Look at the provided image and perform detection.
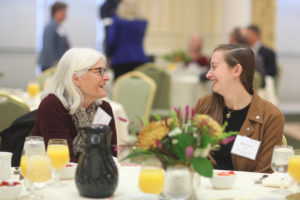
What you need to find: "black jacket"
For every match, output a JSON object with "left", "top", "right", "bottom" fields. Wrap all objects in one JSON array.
[
  {"left": 0, "top": 110, "right": 37, "bottom": 166},
  {"left": 258, "top": 46, "right": 277, "bottom": 77}
]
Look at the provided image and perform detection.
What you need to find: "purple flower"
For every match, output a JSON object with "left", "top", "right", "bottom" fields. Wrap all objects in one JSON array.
[
  {"left": 220, "top": 136, "right": 235, "bottom": 145},
  {"left": 164, "top": 117, "right": 168, "bottom": 127},
  {"left": 174, "top": 106, "right": 179, "bottom": 115},
  {"left": 118, "top": 117, "right": 127, "bottom": 122},
  {"left": 174, "top": 106, "right": 181, "bottom": 120},
  {"left": 186, "top": 146, "right": 194, "bottom": 158},
  {"left": 155, "top": 140, "right": 163, "bottom": 149},
  {"left": 185, "top": 105, "right": 189, "bottom": 123},
  {"left": 114, "top": 146, "right": 121, "bottom": 152},
  {"left": 191, "top": 108, "right": 195, "bottom": 119}
]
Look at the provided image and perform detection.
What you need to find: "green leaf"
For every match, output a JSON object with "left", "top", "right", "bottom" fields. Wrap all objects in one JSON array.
[
  {"left": 153, "top": 113, "right": 162, "bottom": 121},
  {"left": 173, "top": 134, "right": 196, "bottom": 162},
  {"left": 222, "top": 121, "right": 228, "bottom": 132},
  {"left": 210, "top": 131, "right": 239, "bottom": 145},
  {"left": 202, "top": 125, "right": 208, "bottom": 134},
  {"left": 191, "top": 157, "right": 213, "bottom": 177},
  {"left": 200, "top": 134, "right": 210, "bottom": 148},
  {"left": 141, "top": 116, "right": 149, "bottom": 126},
  {"left": 122, "top": 149, "right": 154, "bottom": 161}
]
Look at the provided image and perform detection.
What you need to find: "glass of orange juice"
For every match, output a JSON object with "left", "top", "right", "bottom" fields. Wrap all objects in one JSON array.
[
  {"left": 138, "top": 158, "right": 165, "bottom": 196},
  {"left": 27, "top": 81, "right": 40, "bottom": 98},
  {"left": 288, "top": 150, "right": 300, "bottom": 192},
  {"left": 26, "top": 155, "right": 52, "bottom": 199},
  {"left": 47, "top": 139, "right": 70, "bottom": 186},
  {"left": 21, "top": 136, "right": 46, "bottom": 178},
  {"left": 20, "top": 136, "right": 47, "bottom": 198}
]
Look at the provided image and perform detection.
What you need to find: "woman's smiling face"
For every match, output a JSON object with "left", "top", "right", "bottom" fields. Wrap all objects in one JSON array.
[
  {"left": 206, "top": 50, "right": 236, "bottom": 96},
  {"left": 74, "top": 59, "right": 110, "bottom": 106}
]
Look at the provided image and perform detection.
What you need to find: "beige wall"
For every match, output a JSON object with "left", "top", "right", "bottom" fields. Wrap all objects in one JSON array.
[
  {"left": 252, "top": 0, "right": 276, "bottom": 49},
  {"left": 141, "top": 0, "right": 251, "bottom": 56}
]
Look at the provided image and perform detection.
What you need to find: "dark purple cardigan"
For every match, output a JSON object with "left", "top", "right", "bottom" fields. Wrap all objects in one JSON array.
[{"left": 32, "top": 94, "right": 117, "bottom": 162}]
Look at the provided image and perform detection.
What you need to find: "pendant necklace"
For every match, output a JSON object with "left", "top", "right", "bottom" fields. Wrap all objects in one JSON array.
[{"left": 226, "top": 108, "right": 235, "bottom": 119}]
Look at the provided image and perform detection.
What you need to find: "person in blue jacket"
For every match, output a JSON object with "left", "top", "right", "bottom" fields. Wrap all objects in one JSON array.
[
  {"left": 38, "top": 2, "right": 70, "bottom": 71},
  {"left": 106, "top": 0, "right": 148, "bottom": 80}
]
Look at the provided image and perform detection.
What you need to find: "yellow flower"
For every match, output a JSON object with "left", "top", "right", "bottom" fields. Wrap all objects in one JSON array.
[
  {"left": 138, "top": 122, "right": 169, "bottom": 150},
  {"left": 193, "top": 114, "right": 222, "bottom": 137}
]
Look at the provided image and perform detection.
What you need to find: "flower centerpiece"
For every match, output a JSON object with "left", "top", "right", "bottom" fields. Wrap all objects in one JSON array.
[
  {"left": 163, "top": 50, "right": 191, "bottom": 63},
  {"left": 124, "top": 106, "right": 237, "bottom": 178}
]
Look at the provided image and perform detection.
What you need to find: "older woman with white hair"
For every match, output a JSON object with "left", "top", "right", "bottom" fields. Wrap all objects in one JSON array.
[{"left": 32, "top": 48, "right": 117, "bottom": 162}]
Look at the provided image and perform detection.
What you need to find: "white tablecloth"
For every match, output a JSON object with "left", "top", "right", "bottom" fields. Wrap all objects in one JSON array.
[{"left": 18, "top": 165, "right": 296, "bottom": 200}]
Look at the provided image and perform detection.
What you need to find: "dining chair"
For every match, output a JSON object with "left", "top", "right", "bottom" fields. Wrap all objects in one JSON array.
[
  {"left": 0, "top": 92, "right": 30, "bottom": 132},
  {"left": 135, "top": 63, "right": 171, "bottom": 117},
  {"left": 35, "top": 66, "right": 56, "bottom": 91},
  {"left": 113, "top": 71, "right": 157, "bottom": 134}
]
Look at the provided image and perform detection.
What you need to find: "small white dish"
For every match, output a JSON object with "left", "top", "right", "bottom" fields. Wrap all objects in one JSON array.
[
  {"left": 59, "top": 162, "right": 77, "bottom": 180},
  {"left": 0, "top": 181, "right": 22, "bottom": 200},
  {"left": 210, "top": 172, "right": 236, "bottom": 189}
]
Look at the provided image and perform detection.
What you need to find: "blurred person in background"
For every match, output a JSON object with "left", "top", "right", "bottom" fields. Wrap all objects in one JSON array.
[
  {"left": 33, "top": 48, "right": 117, "bottom": 162},
  {"left": 100, "top": 0, "right": 121, "bottom": 56},
  {"left": 245, "top": 25, "right": 277, "bottom": 78},
  {"left": 230, "top": 27, "right": 265, "bottom": 88},
  {"left": 187, "top": 33, "right": 210, "bottom": 68},
  {"left": 106, "top": 0, "right": 148, "bottom": 81},
  {"left": 229, "top": 27, "right": 247, "bottom": 45},
  {"left": 195, "top": 44, "right": 284, "bottom": 173},
  {"left": 245, "top": 25, "right": 278, "bottom": 105},
  {"left": 186, "top": 33, "right": 210, "bottom": 81},
  {"left": 38, "top": 2, "right": 70, "bottom": 72}
]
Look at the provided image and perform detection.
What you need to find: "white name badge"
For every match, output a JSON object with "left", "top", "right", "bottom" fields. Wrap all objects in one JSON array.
[
  {"left": 231, "top": 135, "right": 261, "bottom": 160},
  {"left": 93, "top": 107, "right": 112, "bottom": 125}
]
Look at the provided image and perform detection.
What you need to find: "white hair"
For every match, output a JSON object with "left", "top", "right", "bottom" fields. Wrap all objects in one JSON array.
[
  {"left": 42, "top": 48, "right": 106, "bottom": 114},
  {"left": 117, "top": 0, "right": 145, "bottom": 20}
]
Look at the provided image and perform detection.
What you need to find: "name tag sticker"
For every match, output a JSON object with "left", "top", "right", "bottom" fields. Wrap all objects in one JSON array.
[
  {"left": 231, "top": 135, "right": 261, "bottom": 160},
  {"left": 93, "top": 107, "right": 112, "bottom": 125}
]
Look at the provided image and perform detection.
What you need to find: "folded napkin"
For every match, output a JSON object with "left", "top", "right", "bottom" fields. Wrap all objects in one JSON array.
[
  {"left": 113, "top": 156, "right": 121, "bottom": 170},
  {"left": 262, "top": 173, "right": 295, "bottom": 188}
]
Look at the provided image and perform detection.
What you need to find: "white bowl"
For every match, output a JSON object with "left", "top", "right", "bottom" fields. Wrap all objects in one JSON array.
[
  {"left": 210, "top": 173, "right": 236, "bottom": 189},
  {"left": 0, "top": 181, "right": 22, "bottom": 200},
  {"left": 59, "top": 162, "right": 77, "bottom": 180}
]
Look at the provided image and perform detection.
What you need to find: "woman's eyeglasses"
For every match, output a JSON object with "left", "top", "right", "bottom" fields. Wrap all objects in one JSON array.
[{"left": 89, "top": 67, "right": 107, "bottom": 76}]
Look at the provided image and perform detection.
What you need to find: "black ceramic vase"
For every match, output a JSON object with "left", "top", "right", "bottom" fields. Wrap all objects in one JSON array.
[{"left": 75, "top": 125, "right": 118, "bottom": 198}]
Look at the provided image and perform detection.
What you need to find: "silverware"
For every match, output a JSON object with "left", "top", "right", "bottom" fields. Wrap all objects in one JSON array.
[{"left": 254, "top": 174, "right": 268, "bottom": 184}]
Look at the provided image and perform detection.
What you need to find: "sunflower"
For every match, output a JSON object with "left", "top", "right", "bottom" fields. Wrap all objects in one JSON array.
[
  {"left": 137, "top": 121, "right": 169, "bottom": 150},
  {"left": 193, "top": 114, "right": 222, "bottom": 137}
]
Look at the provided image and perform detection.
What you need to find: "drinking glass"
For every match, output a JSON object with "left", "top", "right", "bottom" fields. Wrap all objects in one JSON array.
[
  {"left": 26, "top": 155, "right": 52, "bottom": 200},
  {"left": 21, "top": 136, "right": 46, "bottom": 178},
  {"left": 271, "top": 145, "right": 294, "bottom": 194},
  {"left": 46, "top": 139, "right": 70, "bottom": 186},
  {"left": 20, "top": 136, "right": 48, "bottom": 199},
  {"left": 27, "top": 81, "right": 40, "bottom": 98},
  {"left": 139, "top": 167, "right": 165, "bottom": 195},
  {"left": 163, "top": 166, "right": 192, "bottom": 200},
  {"left": 288, "top": 150, "right": 300, "bottom": 193},
  {"left": 138, "top": 158, "right": 165, "bottom": 197}
]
